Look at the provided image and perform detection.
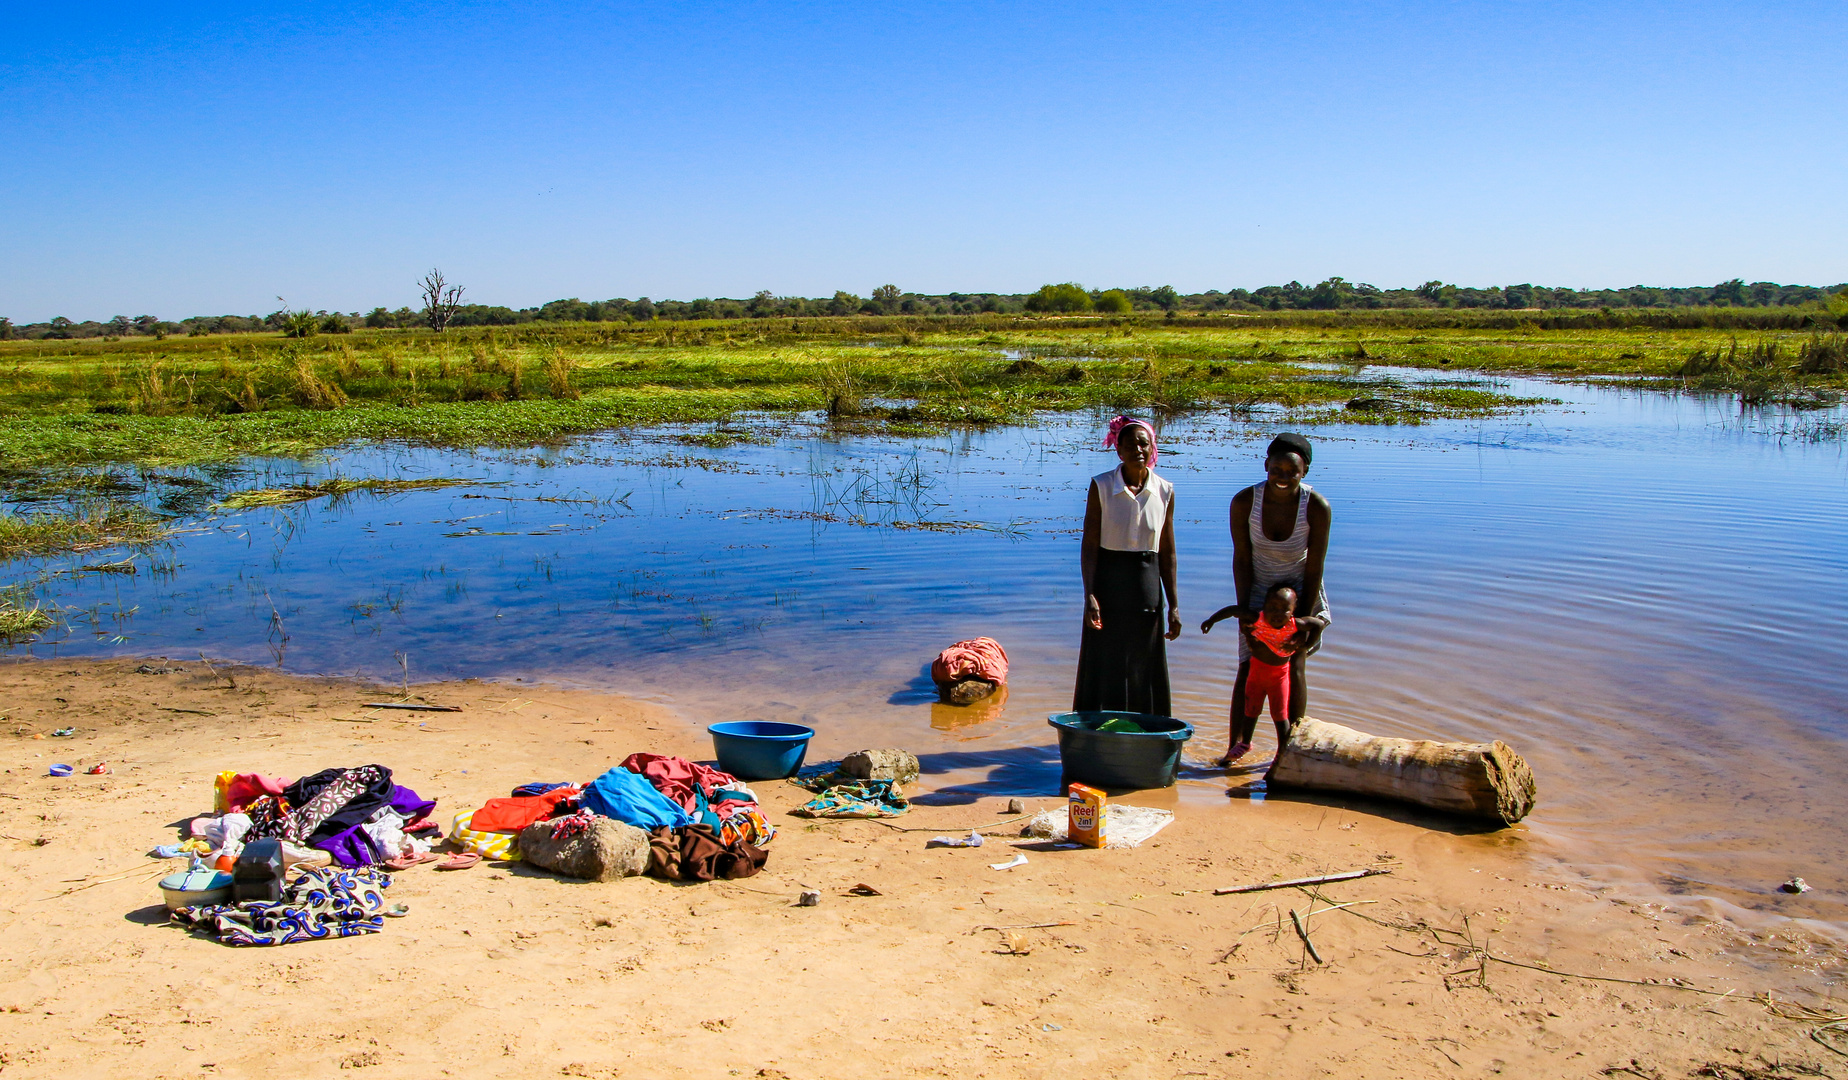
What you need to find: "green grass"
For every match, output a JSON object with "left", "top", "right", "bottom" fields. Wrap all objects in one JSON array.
[
  {"left": 0, "top": 315, "right": 1840, "bottom": 470},
  {"left": 212, "top": 476, "right": 482, "bottom": 510},
  {"left": 0, "top": 585, "right": 53, "bottom": 642},
  {"left": 0, "top": 503, "right": 169, "bottom": 561}
]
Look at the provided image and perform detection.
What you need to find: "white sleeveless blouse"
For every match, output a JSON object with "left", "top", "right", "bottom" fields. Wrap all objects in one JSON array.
[{"left": 1092, "top": 467, "right": 1172, "bottom": 552}]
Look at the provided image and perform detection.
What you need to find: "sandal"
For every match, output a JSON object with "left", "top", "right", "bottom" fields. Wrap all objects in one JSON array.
[
  {"left": 435, "top": 852, "right": 480, "bottom": 871},
  {"left": 382, "top": 852, "right": 438, "bottom": 872}
]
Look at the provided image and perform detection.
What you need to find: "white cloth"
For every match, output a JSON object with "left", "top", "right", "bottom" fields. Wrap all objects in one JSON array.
[
  {"left": 1092, "top": 466, "right": 1172, "bottom": 553},
  {"left": 361, "top": 810, "right": 430, "bottom": 861},
  {"left": 1022, "top": 805, "right": 1173, "bottom": 848},
  {"left": 189, "top": 813, "right": 252, "bottom": 860}
]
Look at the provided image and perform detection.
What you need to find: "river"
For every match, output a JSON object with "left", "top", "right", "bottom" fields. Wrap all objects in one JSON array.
[{"left": 8, "top": 372, "right": 1846, "bottom": 928}]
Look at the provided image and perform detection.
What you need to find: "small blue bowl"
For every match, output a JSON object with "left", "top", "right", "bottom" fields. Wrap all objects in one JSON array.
[{"left": 708, "top": 721, "right": 815, "bottom": 780}]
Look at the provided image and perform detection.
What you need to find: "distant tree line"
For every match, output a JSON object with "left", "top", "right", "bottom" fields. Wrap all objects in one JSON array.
[{"left": 6, "top": 278, "right": 1844, "bottom": 340}]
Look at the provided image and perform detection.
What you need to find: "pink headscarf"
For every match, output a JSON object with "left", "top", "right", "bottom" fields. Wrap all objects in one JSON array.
[{"left": 1104, "top": 415, "right": 1158, "bottom": 468}]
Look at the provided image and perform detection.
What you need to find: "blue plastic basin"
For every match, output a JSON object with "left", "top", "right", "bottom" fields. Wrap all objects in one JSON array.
[
  {"left": 1048, "top": 711, "right": 1193, "bottom": 791},
  {"left": 708, "top": 721, "right": 816, "bottom": 780}
]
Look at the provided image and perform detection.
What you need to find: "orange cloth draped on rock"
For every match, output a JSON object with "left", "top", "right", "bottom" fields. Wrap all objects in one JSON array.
[
  {"left": 467, "top": 786, "right": 581, "bottom": 832},
  {"left": 931, "top": 637, "right": 1010, "bottom": 685}
]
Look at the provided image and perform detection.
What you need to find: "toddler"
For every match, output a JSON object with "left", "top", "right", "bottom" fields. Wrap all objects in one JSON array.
[{"left": 1202, "top": 583, "right": 1325, "bottom": 763}]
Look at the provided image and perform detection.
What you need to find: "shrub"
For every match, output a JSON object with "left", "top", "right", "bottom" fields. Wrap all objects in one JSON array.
[
  {"left": 1095, "top": 290, "right": 1133, "bottom": 314},
  {"left": 281, "top": 310, "right": 319, "bottom": 338},
  {"left": 1025, "top": 283, "right": 1093, "bottom": 313}
]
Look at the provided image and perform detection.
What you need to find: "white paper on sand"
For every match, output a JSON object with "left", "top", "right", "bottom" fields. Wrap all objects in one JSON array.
[
  {"left": 989, "top": 853, "right": 1028, "bottom": 870},
  {"left": 1021, "top": 805, "right": 1174, "bottom": 849}
]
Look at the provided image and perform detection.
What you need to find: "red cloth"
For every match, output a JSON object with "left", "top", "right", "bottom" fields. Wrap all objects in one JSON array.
[
  {"left": 1248, "top": 615, "right": 1299, "bottom": 658},
  {"left": 225, "top": 773, "right": 290, "bottom": 812},
  {"left": 620, "top": 754, "right": 736, "bottom": 814},
  {"left": 930, "top": 637, "right": 1009, "bottom": 685},
  {"left": 467, "top": 787, "right": 579, "bottom": 832},
  {"left": 1244, "top": 658, "right": 1291, "bottom": 722}
]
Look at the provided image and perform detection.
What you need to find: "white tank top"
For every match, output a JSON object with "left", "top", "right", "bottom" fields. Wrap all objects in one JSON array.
[
  {"left": 1246, "top": 481, "right": 1328, "bottom": 617},
  {"left": 1240, "top": 480, "right": 1330, "bottom": 660},
  {"left": 1093, "top": 466, "right": 1172, "bottom": 552}
]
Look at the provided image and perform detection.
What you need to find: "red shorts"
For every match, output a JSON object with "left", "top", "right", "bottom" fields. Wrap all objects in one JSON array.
[{"left": 1244, "top": 658, "right": 1291, "bottom": 722}]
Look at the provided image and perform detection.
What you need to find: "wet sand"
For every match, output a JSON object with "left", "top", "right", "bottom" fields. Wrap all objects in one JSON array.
[{"left": 2, "top": 657, "right": 1844, "bottom": 1080}]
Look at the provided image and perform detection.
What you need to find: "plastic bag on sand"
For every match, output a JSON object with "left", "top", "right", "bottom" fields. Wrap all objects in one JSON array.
[{"left": 1022, "top": 805, "right": 1174, "bottom": 849}]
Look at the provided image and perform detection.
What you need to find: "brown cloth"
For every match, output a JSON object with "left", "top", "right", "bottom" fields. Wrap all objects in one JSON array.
[{"left": 646, "top": 825, "right": 769, "bottom": 882}]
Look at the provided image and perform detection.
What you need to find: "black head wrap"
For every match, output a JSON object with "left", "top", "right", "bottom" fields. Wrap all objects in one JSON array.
[{"left": 1265, "top": 432, "right": 1312, "bottom": 468}]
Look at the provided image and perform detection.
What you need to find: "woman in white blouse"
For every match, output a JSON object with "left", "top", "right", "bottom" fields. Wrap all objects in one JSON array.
[{"left": 1073, "top": 416, "right": 1181, "bottom": 715}]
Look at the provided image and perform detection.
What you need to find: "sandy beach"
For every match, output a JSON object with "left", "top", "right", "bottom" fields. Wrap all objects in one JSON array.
[{"left": 0, "top": 657, "right": 1842, "bottom": 1080}]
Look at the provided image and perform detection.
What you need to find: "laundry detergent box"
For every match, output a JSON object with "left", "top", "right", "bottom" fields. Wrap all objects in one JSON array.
[{"left": 1067, "top": 782, "right": 1107, "bottom": 848}]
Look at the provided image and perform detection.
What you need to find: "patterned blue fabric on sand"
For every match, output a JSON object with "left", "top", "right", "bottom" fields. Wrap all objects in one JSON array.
[
  {"left": 789, "top": 779, "right": 910, "bottom": 818},
  {"left": 177, "top": 866, "right": 391, "bottom": 946}
]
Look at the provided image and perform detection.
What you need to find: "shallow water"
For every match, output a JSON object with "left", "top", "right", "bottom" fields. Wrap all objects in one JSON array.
[{"left": 8, "top": 376, "right": 1847, "bottom": 926}]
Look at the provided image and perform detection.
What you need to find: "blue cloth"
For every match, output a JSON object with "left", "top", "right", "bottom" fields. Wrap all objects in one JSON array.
[
  {"left": 579, "top": 768, "right": 693, "bottom": 830},
  {"left": 512, "top": 781, "right": 573, "bottom": 798}
]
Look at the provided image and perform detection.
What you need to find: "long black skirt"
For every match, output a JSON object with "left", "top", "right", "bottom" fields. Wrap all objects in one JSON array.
[{"left": 1072, "top": 549, "right": 1171, "bottom": 716}]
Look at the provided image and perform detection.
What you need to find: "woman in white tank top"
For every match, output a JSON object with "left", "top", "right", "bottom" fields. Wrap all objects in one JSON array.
[
  {"left": 1073, "top": 416, "right": 1181, "bottom": 716},
  {"left": 1217, "top": 432, "right": 1330, "bottom": 766}
]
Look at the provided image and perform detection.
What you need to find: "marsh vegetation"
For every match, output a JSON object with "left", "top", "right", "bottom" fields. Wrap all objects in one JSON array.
[{"left": 2, "top": 313, "right": 1841, "bottom": 471}]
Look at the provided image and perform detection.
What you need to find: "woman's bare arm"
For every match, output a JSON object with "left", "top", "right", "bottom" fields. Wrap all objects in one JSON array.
[
  {"left": 1159, "top": 491, "right": 1180, "bottom": 640},
  {"left": 1230, "top": 487, "right": 1255, "bottom": 623},
  {"left": 1300, "top": 491, "right": 1331, "bottom": 618},
  {"left": 1082, "top": 481, "right": 1102, "bottom": 629}
]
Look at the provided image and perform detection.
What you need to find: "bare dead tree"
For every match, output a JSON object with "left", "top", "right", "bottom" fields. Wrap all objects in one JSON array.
[{"left": 418, "top": 269, "right": 465, "bottom": 332}]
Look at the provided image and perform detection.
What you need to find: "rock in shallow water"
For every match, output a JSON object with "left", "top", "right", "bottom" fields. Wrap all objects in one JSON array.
[{"left": 938, "top": 677, "right": 997, "bottom": 705}]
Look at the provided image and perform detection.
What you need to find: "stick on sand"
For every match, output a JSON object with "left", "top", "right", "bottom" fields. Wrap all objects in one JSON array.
[
  {"left": 361, "top": 702, "right": 462, "bottom": 712},
  {"left": 1213, "top": 867, "right": 1392, "bottom": 895},
  {"left": 1290, "top": 908, "right": 1324, "bottom": 964}
]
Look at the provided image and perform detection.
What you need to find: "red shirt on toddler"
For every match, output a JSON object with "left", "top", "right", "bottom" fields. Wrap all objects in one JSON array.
[{"left": 1248, "top": 615, "right": 1299, "bottom": 661}]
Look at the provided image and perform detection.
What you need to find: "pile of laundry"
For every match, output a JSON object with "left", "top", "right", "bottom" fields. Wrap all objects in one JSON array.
[
  {"left": 156, "top": 765, "right": 444, "bottom": 871},
  {"left": 156, "top": 764, "right": 436, "bottom": 947},
  {"left": 456, "top": 753, "right": 775, "bottom": 881}
]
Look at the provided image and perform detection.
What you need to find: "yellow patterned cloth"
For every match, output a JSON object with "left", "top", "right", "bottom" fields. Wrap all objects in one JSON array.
[{"left": 450, "top": 811, "right": 520, "bottom": 861}]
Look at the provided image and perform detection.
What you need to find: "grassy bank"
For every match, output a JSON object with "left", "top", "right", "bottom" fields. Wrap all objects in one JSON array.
[{"left": 0, "top": 315, "right": 1841, "bottom": 471}]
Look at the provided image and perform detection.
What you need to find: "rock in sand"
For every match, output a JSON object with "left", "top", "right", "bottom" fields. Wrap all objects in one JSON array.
[
  {"left": 838, "top": 748, "right": 921, "bottom": 786},
  {"left": 518, "top": 818, "right": 650, "bottom": 881}
]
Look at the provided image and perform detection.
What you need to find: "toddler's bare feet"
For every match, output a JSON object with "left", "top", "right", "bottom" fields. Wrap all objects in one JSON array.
[{"left": 1213, "top": 741, "right": 1252, "bottom": 768}]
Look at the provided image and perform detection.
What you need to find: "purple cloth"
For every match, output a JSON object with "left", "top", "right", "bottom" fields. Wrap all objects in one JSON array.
[
  {"left": 316, "top": 825, "right": 385, "bottom": 868},
  {"left": 390, "top": 785, "right": 436, "bottom": 821},
  {"left": 312, "top": 784, "right": 437, "bottom": 867}
]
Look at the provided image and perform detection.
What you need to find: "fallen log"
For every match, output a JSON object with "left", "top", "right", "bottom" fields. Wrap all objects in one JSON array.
[{"left": 1268, "top": 717, "right": 1537, "bottom": 825}]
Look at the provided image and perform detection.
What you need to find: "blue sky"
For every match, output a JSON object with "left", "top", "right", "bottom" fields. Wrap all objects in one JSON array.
[{"left": 2, "top": 2, "right": 1842, "bottom": 321}]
